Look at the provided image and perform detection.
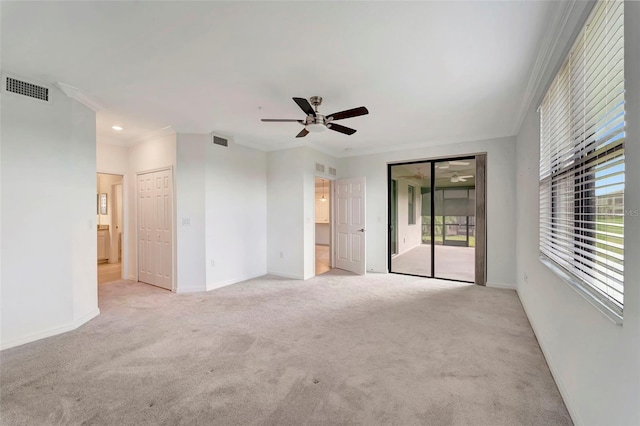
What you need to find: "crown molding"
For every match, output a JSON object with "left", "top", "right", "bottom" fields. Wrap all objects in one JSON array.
[
  {"left": 512, "top": 0, "right": 578, "bottom": 136},
  {"left": 129, "top": 125, "right": 175, "bottom": 145},
  {"left": 55, "top": 82, "right": 104, "bottom": 112}
]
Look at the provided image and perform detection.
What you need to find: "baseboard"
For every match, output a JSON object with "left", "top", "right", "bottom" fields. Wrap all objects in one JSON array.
[
  {"left": 486, "top": 281, "right": 517, "bottom": 290},
  {"left": 1, "top": 307, "right": 100, "bottom": 351},
  {"left": 206, "top": 272, "right": 266, "bottom": 291},
  {"left": 175, "top": 285, "right": 206, "bottom": 294},
  {"left": 266, "top": 271, "right": 304, "bottom": 280},
  {"left": 517, "top": 290, "right": 581, "bottom": 425},
  {"left": 127, "top": 274, "right": 136, "bottom": 281}
]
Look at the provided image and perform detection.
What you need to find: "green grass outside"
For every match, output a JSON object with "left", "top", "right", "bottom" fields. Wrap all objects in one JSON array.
[{"left": 422, "top": 235, "right": 476, "bottom": 247}]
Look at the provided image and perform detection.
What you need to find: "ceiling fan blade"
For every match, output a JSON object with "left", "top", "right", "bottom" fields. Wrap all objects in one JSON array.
[
  {"left": 296, "top": 128, "right": 309, "bottom": 138},
  {"left": 327, "top": 123, "right": 357, "bottom": 135},
  {"left": 459, "top": 175, "right": 474, "bottom": 179},
  {"left": 449, "top": 161, "right": 470, "bottom": 166},
  {"left": 458, "top": 178, "right": 467, "bottom": 182},
  {"left": 326, "top": 106, "right": 369, "bottom": 121},
  {"left": 436, "top": 163, "right": 449, "bottom": 169},
  {"left": 293, "top": 97, "right": 316, "bottom": 117},
  {"left": 261, "top": 119, "right": 303, "bottom": 122}
]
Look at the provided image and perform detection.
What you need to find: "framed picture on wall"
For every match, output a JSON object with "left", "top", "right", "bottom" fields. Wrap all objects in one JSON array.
[{"left": 98, "top": 193, "right": 107, "bottom": 215}]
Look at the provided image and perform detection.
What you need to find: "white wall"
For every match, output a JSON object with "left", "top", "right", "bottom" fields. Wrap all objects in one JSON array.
[
  {"left": 340, "top": 136, "right": 516, "bottom": 287},
  {"left": 1, "top": 86, "right": 98, "bottom": 349},
  {"left": 395, "top": 178, "right": 423, "bottom": 255},
  {"left": 267, "top": 147, "right": 305, "bottom": 279},
  {"left": 514, "top": 3, "right": 640, "bottom": 424},
  {"left": 205, "top": 139, "right": 267, "bottom": 289},
  {"left": 97, "top": 142, "right": 128, "bottom": 175},
  {"left": 174, "top": 134, "right": 267, "bottom": 292},
  {"left": 175, "top": 134, "right": 206, "bottom": 292},
  {"left": 126, "top": 132, "right": 176, "bottom": 282},
  {"left": 97, "top": 173, "right": 122, "bottom": 226}
]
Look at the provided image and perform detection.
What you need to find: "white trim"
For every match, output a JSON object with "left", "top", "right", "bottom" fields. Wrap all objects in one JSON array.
[
  {"left": 517, "top": 291, "right": 581, "bottom": 426},
  {"left": 129, "top": 126, "right": 175, "bottom": 146},
  {"left": 206, "top": 272, "right": 266, "bottom": 291},
  {"left": 344, "top": 134, "right": 513, "bottom": 159},
  {"left": 512, "top": 1, "right": 578, "bottom": 136},
  {"left": 56, "top": 82, "right": 104, "bottom": 111},
  {"left": 1, "top": 308, "right": 100, "bottom": 351},
  {"left": 233, "top": 139, "right": 269, "bottom": 152},
  {"left": 175, "top": 286, "right": 206, "bottom": 294},
  {"left": 127, "top": 274, "right": 136, "bottom": 281},
  {"left": 266, "top": 271, "right": 304, "bottom": 280},
  {"left": 486, "top": 281, "right": 517, "bottom": 290}
]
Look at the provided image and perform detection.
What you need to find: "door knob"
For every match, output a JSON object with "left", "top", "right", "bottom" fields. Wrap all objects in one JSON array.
[{"left": 357, "top": 228, "right": 366, "bottom": 232}]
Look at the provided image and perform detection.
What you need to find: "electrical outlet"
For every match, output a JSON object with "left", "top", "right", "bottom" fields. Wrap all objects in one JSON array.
[
  {"left": 524, "top": 273, "right": 529, "bottom": 283},
  {"left": 280, "top": 251, "right": 284, "bottom": 259}
]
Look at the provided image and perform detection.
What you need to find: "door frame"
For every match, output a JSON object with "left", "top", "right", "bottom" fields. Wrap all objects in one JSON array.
[
  {"left": 387, "top": 154, "right": 486, "bottom": 285},
  {"left": 135, "top": 166, "right": 176, "bottom": 291},
  {"left": 109, "top": 181, "right": 123, "bottom": 266},
  {"left": 97, "top": 170, "right": 127, "bottom": 281},
  {"left": 314, "top": 177, "right": 334, "bottom": 276}
]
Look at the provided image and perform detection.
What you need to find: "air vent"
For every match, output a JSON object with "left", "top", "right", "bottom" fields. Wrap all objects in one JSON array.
[
  {"left": 212, "top": 135, "right": 228, "bottom": 147},
  {"left": 315, "top": 163, "right": 326, "bottom": 173},
  {"left": 329, "top": 167, "right": 337, "bottom": 176},
  {"left": 5, "top": 76, "right": 49, "bottom": 102}
]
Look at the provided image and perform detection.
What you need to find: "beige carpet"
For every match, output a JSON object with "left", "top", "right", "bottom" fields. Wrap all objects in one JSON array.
[{"left": 0, "top": 271, "right": 570, "bottom": 425}]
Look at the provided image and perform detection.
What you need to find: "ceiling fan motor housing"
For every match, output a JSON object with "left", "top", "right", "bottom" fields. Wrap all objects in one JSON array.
[{"left": 305, "top": 114, "right": 330, "bottom": 132}]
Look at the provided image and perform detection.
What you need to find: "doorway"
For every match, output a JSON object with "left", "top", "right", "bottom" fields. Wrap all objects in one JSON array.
[
  {"left": 388, "top": 155, "right": 486, "bottom": 284},
  {"left": 315, "top": 177, "right": 331, "bottom": 275},
  {"left": 97, "top": 172, "right": 124, "bottom": 284}
]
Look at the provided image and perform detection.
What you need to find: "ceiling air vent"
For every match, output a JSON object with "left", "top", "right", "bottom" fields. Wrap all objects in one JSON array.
[
  {"left": 5, "top": 76, "right": 50, "bottom": 102},
  {"left": 329, "top": 167, "right": 337, "bottom": 176},
  {"left": 212, "top": 135, "right": 228, "bottom": 147},
  {"left": 315, "top": 163, "right": 326, "bottom": 173}
]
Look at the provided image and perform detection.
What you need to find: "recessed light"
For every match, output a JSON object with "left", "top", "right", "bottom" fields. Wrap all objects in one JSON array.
[{"left": 112, "top": 125, "right": 123, "bottom": 131}]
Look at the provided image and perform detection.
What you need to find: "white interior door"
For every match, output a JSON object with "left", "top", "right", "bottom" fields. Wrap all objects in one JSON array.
[
  {"left": 335, "top": 177, "right": 366, "bottom": 275},
  {"left": 153, "top": 170, "right": 173, "bottom": 290},
  {"left": 137, "top": 169, "right": 173, "bottom": 290},
  {"left": 138, "top": 174, "right": 154, "bottom": 285}
]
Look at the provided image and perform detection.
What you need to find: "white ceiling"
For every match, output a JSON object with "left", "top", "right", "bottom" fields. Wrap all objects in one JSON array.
[{"left": 2, "top": 1, "right": 558, "bottom": 156}]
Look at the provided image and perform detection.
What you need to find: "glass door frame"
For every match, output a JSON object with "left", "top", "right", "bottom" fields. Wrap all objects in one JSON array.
[{"left": 387, "top": 155, "right": 481, "bottom": 284}]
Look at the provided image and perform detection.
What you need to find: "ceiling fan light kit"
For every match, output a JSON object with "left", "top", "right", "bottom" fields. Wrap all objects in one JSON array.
[{"left": 261, "top": 96, "right": 369, "bottom": 138}]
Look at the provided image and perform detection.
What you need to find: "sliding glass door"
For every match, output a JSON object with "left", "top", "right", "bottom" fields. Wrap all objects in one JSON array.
[{"left": 389, "top": 156, "right": 482, "bottom": 284}]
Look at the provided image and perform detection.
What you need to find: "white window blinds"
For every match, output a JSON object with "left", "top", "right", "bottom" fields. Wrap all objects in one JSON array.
[{"left": 539, "top": 0, "right": 625, "bottom": 318}]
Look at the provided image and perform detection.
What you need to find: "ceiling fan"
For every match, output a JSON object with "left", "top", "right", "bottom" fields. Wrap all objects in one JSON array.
[
  {"left": 397, "top": 167, "right": 429, "bottom": 180},
  {"left": 261, "top": 96, "right": 369, "bottom": 138},
  {"left": 448, "top": 173, "right": 474, "bottom": 183},
  {"left": 435, "top": 161, "right": 470, "bottom": 169}
]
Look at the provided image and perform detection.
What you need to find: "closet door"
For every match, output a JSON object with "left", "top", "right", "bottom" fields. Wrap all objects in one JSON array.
[
  {"left": 153, "top": 169, "right": 173, "bottom": 290},
  {"left": 137, "top": 173, "right": 155, "bottom": 285},
  {"left": 137, "top": 169, "right": 173, "bottom": 290}
]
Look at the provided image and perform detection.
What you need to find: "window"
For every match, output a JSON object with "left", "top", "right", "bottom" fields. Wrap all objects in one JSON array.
[
  {"left": 539, "top": 0, "right": 625, "bottom": 320},
  {"left": 408, "top": 185, "right": 416, "bottom": 225}
]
